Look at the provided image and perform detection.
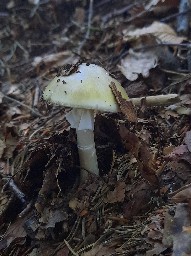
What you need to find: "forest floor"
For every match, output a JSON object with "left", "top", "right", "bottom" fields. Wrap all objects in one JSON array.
[{"left": 0, "top": 0, "right": 191, "bottom": 255}]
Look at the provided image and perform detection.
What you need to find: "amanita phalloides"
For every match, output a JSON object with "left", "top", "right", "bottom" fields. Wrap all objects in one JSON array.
[{"left": 43, "top": 63, "right": 129, "bottom": 181}]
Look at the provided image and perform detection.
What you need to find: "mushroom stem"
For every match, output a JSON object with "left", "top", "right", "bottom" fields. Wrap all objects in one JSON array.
[
  {"left": 76, "top": 129, "right": 99, "bottom": 180},
  {"left": 65, "top": 108, "right": 99, "bottom": 181}
]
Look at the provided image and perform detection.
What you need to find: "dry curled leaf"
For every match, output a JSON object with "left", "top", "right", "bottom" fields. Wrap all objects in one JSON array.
[
  {"left": 123, "top": 21, "right": 185, "bottom": 44},
  {"left": 110, "top": 82, "right": 137, "bottom": 122}
]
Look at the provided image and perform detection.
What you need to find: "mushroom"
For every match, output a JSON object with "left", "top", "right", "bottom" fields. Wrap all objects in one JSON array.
[{"left": 43, "top": 63, "right": 128, "bottom": 181}]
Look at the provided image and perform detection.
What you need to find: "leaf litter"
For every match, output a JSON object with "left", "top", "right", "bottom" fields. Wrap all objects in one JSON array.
[{"left": 0, "top": 0, "right": 191, "bottom": 255}]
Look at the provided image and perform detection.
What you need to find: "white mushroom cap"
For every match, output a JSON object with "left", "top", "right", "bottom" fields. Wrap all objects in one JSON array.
[{"left": 43, "top": 63, "right": 128, "bottom": 112}]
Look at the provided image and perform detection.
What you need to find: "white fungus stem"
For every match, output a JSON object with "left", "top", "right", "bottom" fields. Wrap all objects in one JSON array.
[
  {"left": 76, "top": 129, "right": 99, "bottom": 181},
  {"left": 65, "top": 108, "right": 99, "bottom": 181}
]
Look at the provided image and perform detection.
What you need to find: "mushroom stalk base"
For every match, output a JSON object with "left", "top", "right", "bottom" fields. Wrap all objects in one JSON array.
[{"left": 76, "top": 129, "right": 99, "bottom": 181}]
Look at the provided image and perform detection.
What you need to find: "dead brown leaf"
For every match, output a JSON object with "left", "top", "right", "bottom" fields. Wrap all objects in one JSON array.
[
  {"left": 146, "top": 214, "right": 164, "bottom": 241},
  {"left": 104, "top": 181, "right": 126, "bottom": 204},
  {"left": 119, "top": 125, "right": 158, "bottom": 186},
  {"left": 119, "top": 125, "right": 141, "bottom": 158},
  {"left": 69, "top": 197, "right": 89, "bottom": 216},
  {"left": 138, "top": 159, "right": 159, "bottom": 187},
  {"left": 165, "top": 145, "right": 189, "bottom": 160},
  {"left": 170, "top": 161, "right": 191, "bottom": 183},
  {"left": 0, "top": 215, "right": 28, "bottom": 250},
  {"left": 110, "top": 82, "right": 137, "bottom": 122},
  {"left": 56, "top": 246, "right": 69, "bottom": 256},
  {"left": 123, "top": 182, "right": 155, "bottom": 219}
]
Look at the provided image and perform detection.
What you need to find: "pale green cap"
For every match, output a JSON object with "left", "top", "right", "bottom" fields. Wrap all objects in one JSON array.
[{"left": 43, "top": 63, "right": 128, "bottom": 112}]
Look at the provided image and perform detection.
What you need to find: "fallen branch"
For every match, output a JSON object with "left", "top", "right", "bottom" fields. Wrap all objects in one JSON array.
[{"left": 130, "top": 94, "right": 179, "bottom": 106}]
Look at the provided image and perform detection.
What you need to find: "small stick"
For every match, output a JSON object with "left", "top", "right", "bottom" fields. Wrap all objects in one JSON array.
[
  {"left": 161, "top": 9, "right": 191, "bottom": 22},
  {"left": 4, "top": 178, "right": 27, "bottom": 205},
  {"left": 64, "top": 240, "right": 79, "bottom": 256},
  {"left": 77, "top": 0, "right": 94, "bottom": 54},
  {"left": 130, "top": 94, "right": 179, "bottom": 106},
  {"left": 177, "top": 0, "right": 190, "bottom": 35},
  {"left": 85, "top": 0, "right": 94, "bottom": 40},
  {"left": 19, "top": 200, "right": 33, "bottom": 217},
  {"left": 33, "top": 83, "right": 40, "bottom": 107}
]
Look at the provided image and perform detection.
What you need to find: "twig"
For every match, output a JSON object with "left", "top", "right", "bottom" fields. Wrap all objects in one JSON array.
[
  {"left": 134, "top": 43, "right": 191, "bottom": 51},
  {"left": 85, "top": 0, "right": 94, "bottom": 39},
  {"left": 66, "top": 216, "right": 81, "bottom": 242},
  {"left": 33, "top": 82, "right": 40, "bottom": 107},
  {"left": 64, "top": 240, "right": 79, "bottom": 256},
  {"left": 77, "top": 0, "right": 94, "bottom": 54},
  {"left": 81, "top": 217, "right": 86, "bottom": 240},
  {"left": 29, "top": 126, "right": 45, "bottom": 139},
  {"left": 1, "top": 93, "right": 42, "bottom": 117},
  {"left": 177, "top": 0, "right": 190, "bottom": 35},
  {"left": 3, "top": 178, "right": 27, "bottom": 205},
  {"left": 18, "top": 200, "right": 33, "bottom": 217},
  {"left": 169, "top": 183, "right": 191, "bottom": 198},
  {"left": 101, "top": 3, "right": 135, "bottom": 24},
  {"left": 77, "top": 242, "right": 95, "bottom": 254},
  {"left": 126, "top": 9, "right": 148, "bottom": 23},
  {"left": 130, "top": 94, "right": 179, "bottom": 106},
  {"left": 161, "top": 9, "right": 191, "bottom": 22}
]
